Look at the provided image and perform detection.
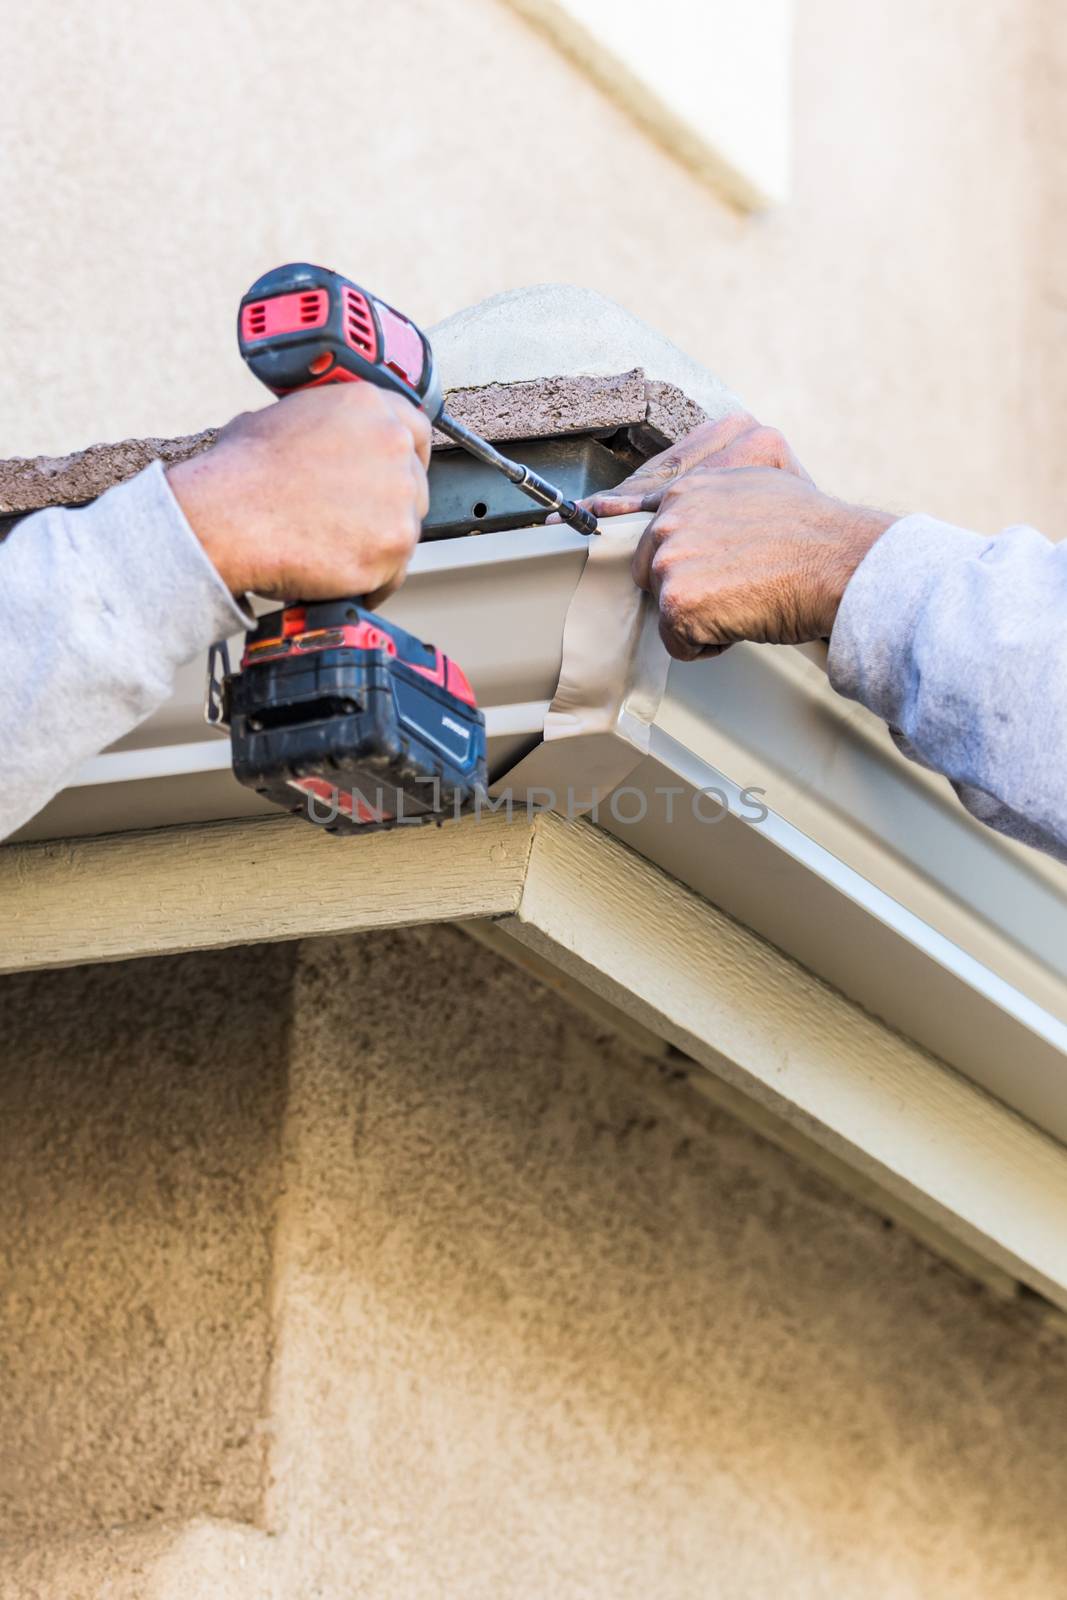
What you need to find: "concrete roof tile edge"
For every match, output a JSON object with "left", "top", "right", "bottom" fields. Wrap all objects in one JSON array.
[
  {"left": 0, "top": 369, "right": 703, "bottom": 516},
  {"left": 2, "top": 282, "right": 741, "bottom": 512}
]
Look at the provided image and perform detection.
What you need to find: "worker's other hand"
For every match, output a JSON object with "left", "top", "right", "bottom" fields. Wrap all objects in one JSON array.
[
  {"left": 167, "top": 384, "right": 431, "bottom": 605},
  {"left": 552, "top": 413, "right": 814, "bottom": 522},
  {"left": 632, "top": 468, "right": 895, "bottom": 659}
]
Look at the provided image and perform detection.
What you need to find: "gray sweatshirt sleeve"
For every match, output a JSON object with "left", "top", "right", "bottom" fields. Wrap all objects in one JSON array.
[
  {"left": 0, "top": 460, "right": 251, "bottom": 841},
  {"left": 827, "top": 513, "right": 1067, "bottom": 863}
]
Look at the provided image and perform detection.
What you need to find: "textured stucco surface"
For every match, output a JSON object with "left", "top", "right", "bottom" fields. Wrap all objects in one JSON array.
[
  {"left": 4, "top": 3, "right": 1067, "bottom": 1589},
  {"left": 4, "top": 926, "right": 1067, "bottom": 1596},
  {"left": 0, "top": 943, "right": 295, "bottom": 1543},
  {"left": 1, "top": 0, "right": 1064, "bottom": 537}
]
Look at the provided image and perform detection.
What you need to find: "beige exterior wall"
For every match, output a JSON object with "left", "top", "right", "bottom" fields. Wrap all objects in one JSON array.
[
  {"left": 5, "top": 2, "right": 1067, "bottom": 1592},
  {"left": 3, "top": 928, "right": 1067, "bottom": 1597},
  {"left": 3, "top": 0, "right": 1064, "bottom": 536}
]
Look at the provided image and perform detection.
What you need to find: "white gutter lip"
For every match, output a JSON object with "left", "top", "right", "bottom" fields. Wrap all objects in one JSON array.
[
  {"left": 74, "top": 702, "right": 554, "bottom": 788},
  {"left": 69, "top": 738, "right": 232, "bottom": 786},
  {"left": 659, "top": 645, "right": 1067, "bottom": 989},
  {"left": 642, "top": 723, "right": 1067, "bottom": 1060}
]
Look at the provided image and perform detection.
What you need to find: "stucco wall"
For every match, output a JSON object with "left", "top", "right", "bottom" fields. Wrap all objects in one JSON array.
[
  {"left": 4, "top": 11, "right": 1067, "bottom": 1585},
  {"left": 3, "top": 0, "right": 1064, "bottom": 535},
  {"left": 0, "top": 944, "right": 295, "bottom": 1543},
  {"left": 3, "top": 926, "right": 1067, "bottom": 1597}
]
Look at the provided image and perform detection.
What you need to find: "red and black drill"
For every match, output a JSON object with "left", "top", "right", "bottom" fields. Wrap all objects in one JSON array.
[{"left": 209, "top": 262, "right": 597, "bottom": 835}]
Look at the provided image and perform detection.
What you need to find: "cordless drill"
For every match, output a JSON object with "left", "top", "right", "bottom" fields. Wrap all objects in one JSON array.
[
  {"left": 211, "top": 266, "right": 482, "bottom": 834},
  {"left": 214, "top": 262, "right": 597, "bottom": 835}
]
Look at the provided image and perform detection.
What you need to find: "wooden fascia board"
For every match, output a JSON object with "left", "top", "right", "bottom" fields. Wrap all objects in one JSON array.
[{"left": 0, "top": 812, "right": 533, "bottom": 973}]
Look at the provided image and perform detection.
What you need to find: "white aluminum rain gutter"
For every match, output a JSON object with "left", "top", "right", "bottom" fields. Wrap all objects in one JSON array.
[{"left": 17, "top": 522, "right": 584, "bottom": 841}]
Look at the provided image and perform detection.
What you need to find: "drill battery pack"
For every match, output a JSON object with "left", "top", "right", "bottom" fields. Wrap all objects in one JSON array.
[{"left": 223, "top": 600, "right": 488, "bottom": 834}]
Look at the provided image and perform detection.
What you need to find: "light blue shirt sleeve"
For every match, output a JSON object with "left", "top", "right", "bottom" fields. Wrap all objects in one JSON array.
[
  {"left": 0, "top": 460, "right": 250, "bottom": 841},
  {"left": 828, "top": 513, "right": 1067, "bottom": 864}
]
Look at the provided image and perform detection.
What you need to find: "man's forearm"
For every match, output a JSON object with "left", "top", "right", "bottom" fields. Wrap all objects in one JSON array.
[
  {"left": 0, "top": 462, "right": 249, "bottom": 842},
  {"left": 828, "top": 514, "right": 1067, "bottom": 862}
]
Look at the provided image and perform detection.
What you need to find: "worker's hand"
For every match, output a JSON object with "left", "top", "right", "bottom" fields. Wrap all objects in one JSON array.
[
  {"left": 633, "top": 468, "right": 895, "bottom": 659},
  {"left": 553, "top": 413, "right": 814, "bottom": 522},
  {"left": 167, "top": 384, "right": 431, "bottom": 605}
]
